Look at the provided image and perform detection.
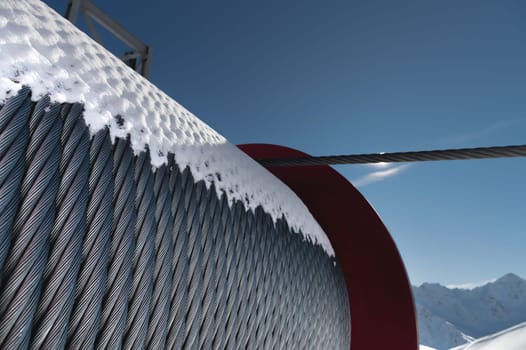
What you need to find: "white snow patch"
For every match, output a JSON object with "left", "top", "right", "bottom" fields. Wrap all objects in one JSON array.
[
  {"left": 0, "top": 0, "right": 334, "bottom": 256},
  {"left": 446, "top": 279, "right": 497, "bottom": 290},
  {"left": 419, "top": 345, "right": 437, "bottom": 350},
  {"left": 451, "top": 322, "right": 526, "bottom": 350}
]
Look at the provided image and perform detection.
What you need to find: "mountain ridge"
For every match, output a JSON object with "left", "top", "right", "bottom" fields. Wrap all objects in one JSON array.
[{"left": 414, "top": 273, "right": 526, "bottom": 349}]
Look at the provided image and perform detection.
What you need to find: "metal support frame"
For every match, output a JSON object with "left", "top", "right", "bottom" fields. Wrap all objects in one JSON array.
[{"left": 65, "top": 0, "right": 152, "bottom": 78}]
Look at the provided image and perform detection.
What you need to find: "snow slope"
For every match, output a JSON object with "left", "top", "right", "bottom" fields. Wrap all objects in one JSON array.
[
  {"left": 451, "top": 322, "right": 526, "bottom": 350},
  {"left": 414, "top": 273, "right": 526, "bottom": 349},
  {"left": 0, "top": 0, "right": 334, "bottom": 255},
  {"left": 420, "top": 345, "right": 437, "bottom": 350},
  {"left": 417, "top": 303, "right": 474, "bottom": 349}
]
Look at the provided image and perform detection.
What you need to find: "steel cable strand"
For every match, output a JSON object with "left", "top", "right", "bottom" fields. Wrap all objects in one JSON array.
[
  {"left": 209, "top": 193, "right": 235, "bottom": 350},
  {"left": 181, "top": 180, "right": 207, "bottom": 350},
  {"left": 262, "top": 218, "right": 275, "bottom": 350},
  {"left": 305, "top": 248, "right": 319, "bottom": 349},
  {"left": 297, "top": 238, "right": 313, "bottom": 350},
  {"left": 332, "top": 271, "right": 344, "bottom": 348},
  {"left": 276, "top": 220, "right": 294, "bottom": 350},
  {"left": 286, "top": 233, "right": 302, "bottom": 349},
  {"left": 230, "top": 202, "right": 252, "bottom": 348},
  {"left": 267, "top": 218, "right": 282, "bottom": 350},
  {"left": 342, "top": 266, "right": 352, "bottom": 349},
  {"left": 196, "top": 183, "right": 221, "bottom": 349},
  {"left": 260, "top": 209, "right": 276, "bottom": 350},
  {"left": 241, "top": 208, "right": 260, "bottom": 350},
  {"left": 274, "top": 220, "right": 289, "bottom": 350},
  {"left": 67, "top": 128, "right": 113, "bottom": 350},
  {"left": 300, "top": 238, "right": 317, "bottom": 350},
  {"left": 325, "top": 263, "right": 337, "bottom": 349},
  {"left": 237, "top": 210, "right": 258, "bottom": 349},
  {"left": 249, "top": 210, "right": 265, "bottom": 349},
  {"left": 335, "top": 266, "right": 349, "bottom": 349},
  {"left": 250, "top": 209, "right": 268, "bottom": 350},
  {"left": 0, "top": 96, "right": 62, "bottom": 350},
  {"left": 235, "top": 205, "right": 256, "bottom": 348},
  {"left": 315, "top": 250, "right": 330, "bottom": 348},
  {"left": 341, "top": 263, "right": 352, "bottom": 349},
  {"left": 196, "top": 184, "right": 220, "bottom": 350},
  {"left": 166, "top": 161, "right": 190, "bottom": 350},
  {"left": 320, "top": 257, "right": 335, "bottom": 348},
  {"left": 222, "top": 202, "right": 244, "bottom": 349},
  {"left": 123, "top": 150, "right": 156, "bottom": 350},
  {"left": 95, "top": 137, "right": 136, "bottom": 349},
  {"left": 255, "top": 209, "right": 275, "bottom": 350},
  {"left": 254, "top": 206, "right": 272, "bottom": 349},
  {"left": 258, "top": 144, "right": 526, "bottom": 167},
  {"left": 284, "top": 225, "right": 299, "bottom": 350},
  {"left": 30, "top": 103, "right": 89, "bottom": 350},
  {"left": 220, "top": 200, "right": 240, "bottom": 350},
  {"left": 0, "top": 88, "right": 32, "bottom": 278},
  {"left": 332, "top": 261, "right": 348, "bottom": 349},
  {"left": 306, "top": 249, "right": 322, "bottom": 350},
  {"left": 320, "top": 252, "right": 336, "bottom": 348},
  {"left": 249, "top": 209, "right": 265, "bottom": 350},
  {"left": 314, "top": 251, "right": 331, "bottom": 348},
  {"left": 312, "top": 250, "right": 327, "bottom": 350},
  {"left": 292, "top": 235, "right": 309, "bottom": 350},
  {"left": 269, "top": 216, "right": 284, "bottom": 350},
  {"left": 323, "top": 255, "right": 339, "bottom": 349},
  {"left": 335, "top": 263, "right": 351, "bottom": 349},
  {"left": 281, "top": 225, "right": 296, "bottom": 350},
  {"left": 209, "top": 193, "right": 231, "bottom": 350},
  {"left": 146, "top": 161, "right": 175, "bottom": 350},
  {"left": 293, "top": 237, "right": 310, "bottom": 349}
]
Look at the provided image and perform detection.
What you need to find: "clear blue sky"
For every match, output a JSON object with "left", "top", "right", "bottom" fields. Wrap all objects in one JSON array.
[{"left": 45, "top": 0, "right": 525, "bottom": 286}]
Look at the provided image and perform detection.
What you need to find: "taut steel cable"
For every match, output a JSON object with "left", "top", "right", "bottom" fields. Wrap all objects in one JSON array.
[{"left": 258, "top": 144, "right": 526, "bottom": 167}]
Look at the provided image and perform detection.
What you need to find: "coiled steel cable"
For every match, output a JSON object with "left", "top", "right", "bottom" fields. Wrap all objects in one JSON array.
[{"left": 0, "top": 91, "right": 351, "bottom": 350}]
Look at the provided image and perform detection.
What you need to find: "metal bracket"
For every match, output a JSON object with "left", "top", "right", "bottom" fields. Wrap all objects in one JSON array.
[{"left": 65, "top": 0, "right": 152, "bottom": 78}]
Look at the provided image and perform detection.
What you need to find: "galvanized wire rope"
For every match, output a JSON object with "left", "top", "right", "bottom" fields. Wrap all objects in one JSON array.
[
  {"left": 148, "top": 156, "right": 175, "bottom": 350},
  {"left": 95, "top": 137, "right": 135, "bottom": 349},
  {"left": 0, "top": 91, "right": 351, "bottom": 350},
  {"left": 258, "top": 144, "right": 526, "bottom": 167},
  {"left": 196, "top": 184, "right": 219, "bottom": 350},
  {"left": 0, "top": 87, "right": 32, "bottom": 279},
  {"left": 0, "top": 96, "right": 62, "bottom": 350},
  {"left": 166, "top": 161, "right": 190, "bottom": 350},
  {"left": 125, "top": 150, "right": 156, "bottom": 350},
  {"left": 67, "top": 127, "right": 112, "bottom": 350},
  {"left": 31, "top": 103, "right": 89, "bottom": 350},
  {"left": 182, "top": 181, "right": 206, "bottom": 349}
]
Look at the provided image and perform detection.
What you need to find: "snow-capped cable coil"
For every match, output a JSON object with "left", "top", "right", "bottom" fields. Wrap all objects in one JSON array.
[{"left": 0, "top": 90, "right": 351, "bottom": 350}]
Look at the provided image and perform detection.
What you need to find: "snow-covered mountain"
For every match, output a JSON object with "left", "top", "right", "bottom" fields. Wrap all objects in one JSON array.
[
  {"left": 414, "top": 273, "right": 526, "bottom": 349},
  {"left": 451, "top": 322, "right": 526, "bottom": 350},
  {"left": 416, "top": 303, "right": 474, "bottom": 349}
]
